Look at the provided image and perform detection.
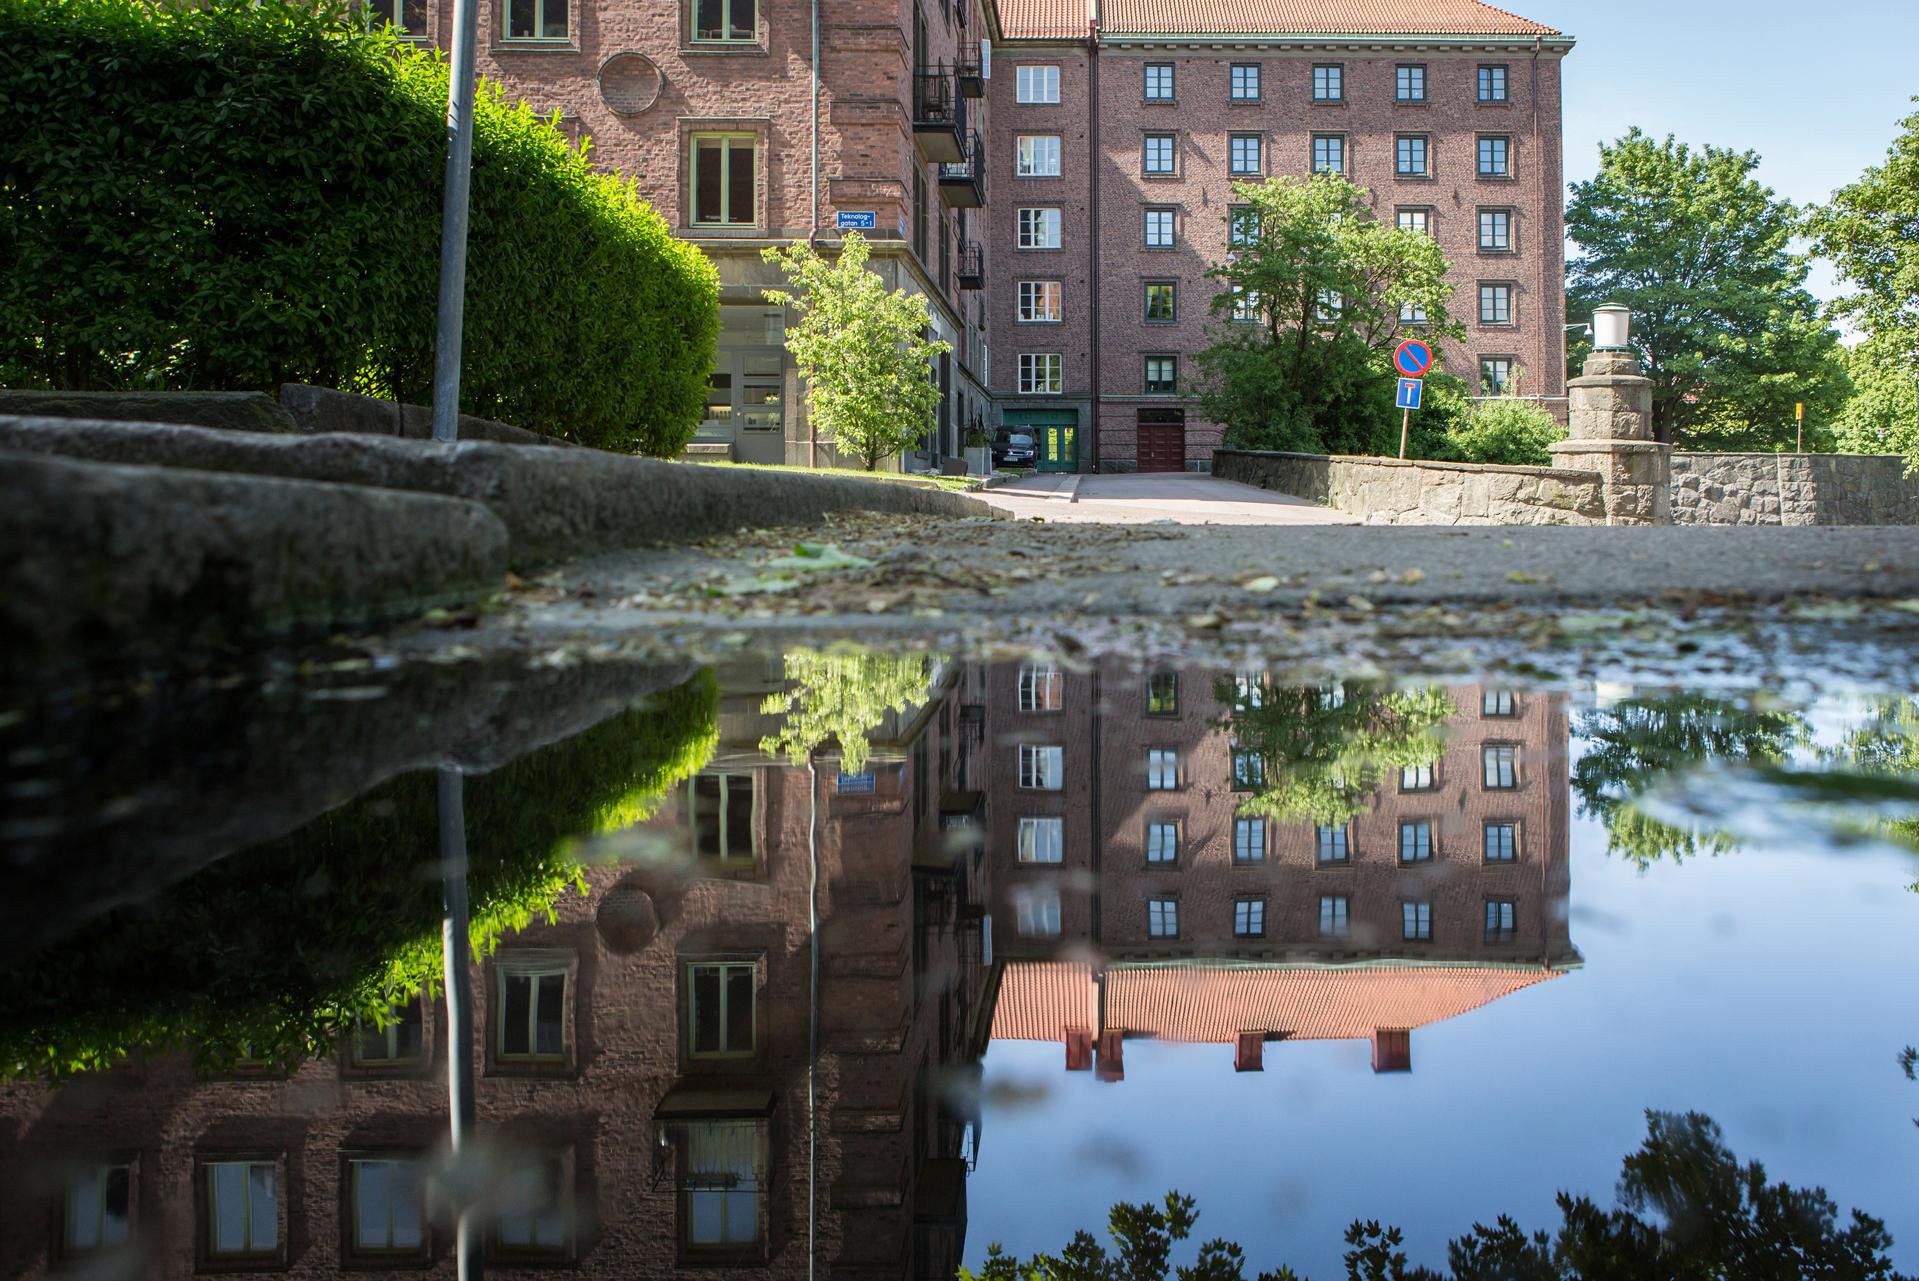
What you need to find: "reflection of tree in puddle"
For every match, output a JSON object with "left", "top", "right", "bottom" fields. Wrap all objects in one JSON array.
[{"left": 758, "top": 649, "right": 940, "bottom": 774}]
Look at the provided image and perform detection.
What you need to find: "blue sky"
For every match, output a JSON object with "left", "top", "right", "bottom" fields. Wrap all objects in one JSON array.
[{"left": 1524, "top": 0, "right": 1919, "bottom": 304}]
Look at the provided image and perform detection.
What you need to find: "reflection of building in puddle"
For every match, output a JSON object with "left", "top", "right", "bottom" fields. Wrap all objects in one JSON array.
[
  {"left": 0, "top": 656, "right": 993, "bottom": 1281},
  {"left": 985, "top": 664, "right": 1581, "bottom": 1077}
]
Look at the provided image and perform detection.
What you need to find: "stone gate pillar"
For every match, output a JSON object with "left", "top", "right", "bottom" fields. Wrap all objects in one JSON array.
[{"left": 1548, "top": 347, "right": 1671, "bottom": 526}]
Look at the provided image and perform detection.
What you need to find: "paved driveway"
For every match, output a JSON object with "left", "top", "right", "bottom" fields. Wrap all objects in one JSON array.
[{"left": 975, "top": 471, "right": 1356, "bottom": 525}]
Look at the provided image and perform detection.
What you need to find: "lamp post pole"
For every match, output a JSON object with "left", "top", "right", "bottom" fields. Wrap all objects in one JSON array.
[{"left": 429, "top": 0, "right": 482, "bottom": 444}]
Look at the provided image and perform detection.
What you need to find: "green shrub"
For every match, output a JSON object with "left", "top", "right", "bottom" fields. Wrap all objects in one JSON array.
[
  {"left": 0, "top": 0, "right": 718, "bottom": 454},
  {"left": 0, "top": 668, "right": 719, "bottom": 1081},
  {"left": 1434, "top": 397, "right": 1565, "bottom": 466}
]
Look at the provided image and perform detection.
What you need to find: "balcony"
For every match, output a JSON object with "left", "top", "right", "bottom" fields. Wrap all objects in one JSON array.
[
  {"left": 956, "top": 42, "right": 984, "bottom": 98},
  {"left": 938, "top": 131, "right": 985, "bottom": 208},
  {"left": 956, "top": 241, "right": 984, "bottom": 291},
  {"left": 913, "top": 66, "right": 967, "bottom": 164}
]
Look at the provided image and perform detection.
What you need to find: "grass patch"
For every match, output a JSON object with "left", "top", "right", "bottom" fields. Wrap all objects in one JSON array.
[{"left": 677, "top": 459, "right": 985, "bottom": 492}]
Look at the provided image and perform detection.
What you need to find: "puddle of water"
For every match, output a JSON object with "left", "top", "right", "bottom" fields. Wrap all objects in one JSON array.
[{"left": 1, "top": 646, "right": 1914, "bottom": 1278}]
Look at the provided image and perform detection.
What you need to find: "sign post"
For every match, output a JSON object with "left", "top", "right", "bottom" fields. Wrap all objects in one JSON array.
[
  {"left": 1795, "top": 401, "right": 1805, "bottom": 453},
  {"left": 1392, "top": 339, "right": 1433, "bottom": 460}
]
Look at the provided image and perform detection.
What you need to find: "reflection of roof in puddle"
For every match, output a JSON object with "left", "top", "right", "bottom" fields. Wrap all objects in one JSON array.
[{"left": 991, "top": 960, "right": 1564, "bottom": 1044}]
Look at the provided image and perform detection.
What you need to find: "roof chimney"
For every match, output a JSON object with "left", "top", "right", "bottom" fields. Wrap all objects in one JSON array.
[
  {"left": 1234, "top": 1031, "right": 1264, "bottom": 1072},
  {"left": 1095, "top": 1028, "right": 1124, "bottom": 1082},
  {"left": 1372, "top": 1028, "right": 1411, "bottom": 1073},
  {"left": 1065, "top": 1027, "right": 1093, "bottom": 1071}
]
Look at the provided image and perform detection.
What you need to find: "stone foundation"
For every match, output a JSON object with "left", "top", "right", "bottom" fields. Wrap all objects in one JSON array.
[
  {"left": 1215, "top": 451, "right": 1609, "bottom": 526},
  {"left": 1671, "top": 453, "right": 1919, "bottom": 526}
]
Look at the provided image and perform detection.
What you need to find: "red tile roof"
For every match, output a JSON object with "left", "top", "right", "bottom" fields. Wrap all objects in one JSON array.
[
  {"left": 996, "top": 0, "right": 1561, "bottom": 40},
  {"left": 990, "top": 960, "right": 1562, "bottom": 1043}
]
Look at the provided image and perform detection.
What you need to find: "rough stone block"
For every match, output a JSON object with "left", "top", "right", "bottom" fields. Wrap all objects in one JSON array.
[
  {"left": 0, "top": 388, "right": 293, "bottom": 434},
  {"left": 278, "top": 383, "right": 567, "bottom": 449}
]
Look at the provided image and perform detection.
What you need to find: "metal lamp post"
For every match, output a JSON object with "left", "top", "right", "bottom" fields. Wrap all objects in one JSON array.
[{"left": 429, "top": 0, "right": 483, "bottom": 444}]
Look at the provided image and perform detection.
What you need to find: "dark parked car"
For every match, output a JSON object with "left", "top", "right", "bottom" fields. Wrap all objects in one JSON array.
[{"left": 993, "top": 432, "right": 1038, "bottom": 468}]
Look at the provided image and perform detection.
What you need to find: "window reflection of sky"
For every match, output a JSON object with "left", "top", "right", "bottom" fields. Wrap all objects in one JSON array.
[{"left": 969, "top": 773, "right": 1919, "bottom": 1277}]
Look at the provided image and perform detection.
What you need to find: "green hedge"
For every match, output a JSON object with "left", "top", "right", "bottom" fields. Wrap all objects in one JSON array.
[{"left": 0, "top": 0, "right": 719, "bottom": 455}]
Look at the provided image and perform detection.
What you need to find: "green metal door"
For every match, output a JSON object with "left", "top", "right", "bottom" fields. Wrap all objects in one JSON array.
[{"left": 1005, "top": 410, "right": 1079, "bottom": 474}]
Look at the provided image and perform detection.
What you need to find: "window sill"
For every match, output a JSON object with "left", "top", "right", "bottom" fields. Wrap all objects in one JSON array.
[
  {"left": 492, "top": 39, "right": 579, "bottom": 53},
  {"left": 1227, "top": 97, "right": 1264, "bottom": 106},
  {"left": 1141, "top": 98, "right": 1178, "bottom": 106},
  {"left": 1139, "top": 172, "right": 1181, "bottom": 181},
  {"left": 1228, "top": 170, "right": 1265, "bottom": 180},
  {"left": 1311, "top": 98, "right": 1346, "bottom": 107},
  {"left": 1014, "top": 173, "right": 1065, "bottom": 180},
  {"left": 1395, "top": 173, "right": 1436, "bottom": 183},
  {"left": 1477, "top": 247, "right": 1518, "bottom": 257},
  {"left": 1394, "top": 98, "right": 1430, "bottom": 108},
  {"left": 1477, "top": 99, "right": 1515, "bottom": 108},
  {"left": 680, "top": 42, "right": 770, "bottom": 55},
  {"left": 1477, "top": 174, "right": 1518, "bottom": 184}
]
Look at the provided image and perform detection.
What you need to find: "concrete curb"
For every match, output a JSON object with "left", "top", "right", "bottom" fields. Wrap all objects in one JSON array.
[{"left": 1062, "top": 475, "right": 1084, "bottom": 503}]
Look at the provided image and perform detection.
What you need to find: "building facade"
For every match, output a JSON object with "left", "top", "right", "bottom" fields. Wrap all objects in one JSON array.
[{"left": 988, "top": 0, "right": 1572, "bottom": 473}]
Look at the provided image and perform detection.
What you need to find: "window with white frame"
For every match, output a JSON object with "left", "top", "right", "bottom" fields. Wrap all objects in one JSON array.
[
  {"left": 1015, "top": 885, "right": 1062, "bottom": 936},
  {"left": 1484, "top": 821, "right": 1517, "bottom": 862},
  {"left": 1229, "top": 133, "right": 1263, "bottom": 175},
  {"left": 688, "top": 960, "right": 756, "bottom": 1058},
  {"left": 1480, "top": 283, "right": 1513, "bottom": 325},
  {"left": 691, "top": 772, "right": 756, "bottom": 864},
  {"left": 1143, "top": 355, "right": 1177, "bottom": 393},
  {"left": 504, "top": 0, "right": 568, "bottom": 39},
  {"left": 1019, "top": 744, "right": 1064, "bottom": 789},
  {"left": 1482, "top": 687, "right": 1517, "bottom": 716},
  {"left": 1483, "top": 744, "right": 1518, "bottom": 789},
  {"left": 1317, "top": 824, "right": 1350, "bottom": 864},
  {"left": 1144, "top": 205, "right": 1175, "bottom": 248},
  {"left": 1018, "top": 352, "right": 1063, "bottom": 393},
  {"left": 1143, "top": 133, "right": 1176, "bottom": 175},
  {"left": 1234, "top": 898, "right": 1266, "bottom": 937},
  {"left": 690, "top": 134, "right": 756, "bottom": 226},
  {"left": 1143, "top": 62, "right": 1174, "bottom": 100},
  {"left": 1402, "top": 900, "right": 1433, "bottom": 941},
  {"left": 1396, "top": 63, "right": 1426, "bottom": 101},
  {"left": 1400, "top": 762, "right": 1435, "bottom": 791},
  {"left": 1233, "top": 817, "right": 1266, "bottom": 864},
  {"left": 1485, "top": 898, "right": 1517, "bottom": 942},
  {"left": 65, "top": 1164, "right": 131, "bottom": 1254},
  {"left": 349, "top": 1159, "right": 426, "bottom": 1256},
  {"left": 1018, "top": 816, "right": 1064, "bottom": 863},
  {"left": 1017, "top": 134, "right": 1062, "bottom": 176},
  {"left": 1478, "top": 64, "right": 1508, "bottom": 102},
  {"left": 1479, "top": 208, "right": 1513, "bottom": 251},
  {"left": 682, "top": 1119, "right": 764, "bottom": 1249},
  {"left": 1230, "top": 63, "right": 1261, "bottom": 100},
  {"left": 1146, "top": 748, "right": 1179, "bottom": 790},
  {"left": 1478, "top": 134, "right": 1511, "bottom": 176},
  {"left": 1017, "top": 279, "right": 1063, "bottom": 323},
  {"left": 1231, "top": 746, "right": 1264, "bottom": 789},
  {"left": 1399, "top": 820, "right": 1434, "bottom": 863},
  {"left": 205, "top": 1161, "right": 278, "bottom": 1260},
  {"left": 1318, "top": 895, "right": 1350, "bottom": 938},
  {"left": 499, "top": 961, "right": 568, "bottom": 1061},
  {"left": 1017, "top": 663, "right": 1063, "bottom": 710},
  {"left": 693, "top": 0, "right": 755, "bottom": 41},
  {"left": 1480, "top": 357, "right": 1514, "bottom": 394},
  {"left": 1016, "top": 64, "right": 1060, "bottom": 103},
  {"left": 352, "top": 999, "right": 425, "bottom": 1067},
  {"left": 1018, "top": 206, "right": 1062, "bottom": 248},
  {"left": 1147, "top": 897, "right": 1179, "bottom": 938},
  {"left": 1145, "top": 820, "right": 1178, "bottom": 864},
  {"left": 1396, "top": 207, "right": 1431, "bottom": 235},
  {"left": 1395, "top": 134, "right": 1428, "bottom": 177},
  {"left": 1312, "top": 63, "right": 1343, "bottom": 100}
]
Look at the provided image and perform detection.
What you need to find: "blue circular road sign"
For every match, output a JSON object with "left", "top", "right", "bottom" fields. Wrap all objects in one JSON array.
[{"left": 1393, "top": 339, "right": 1434, "bottom": 378}]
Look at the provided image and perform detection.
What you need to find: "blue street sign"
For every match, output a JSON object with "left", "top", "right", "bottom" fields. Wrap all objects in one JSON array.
[
  {"left": 836, "top": 772, "right": 876, "bottom": 794},
  {"left": 1393, "top": 338, "right": 1434, "bottom": 378},
  {"left": 836, "top": 210, "right": 877, "bottom": 230},
  {"left": 1396, "top": 378, "right": 1424, "bottom": 411}
]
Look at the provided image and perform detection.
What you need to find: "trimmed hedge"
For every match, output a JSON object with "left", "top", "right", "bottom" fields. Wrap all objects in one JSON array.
[{"left": 0, "top": 0, "right": 719, "bottom": 455}]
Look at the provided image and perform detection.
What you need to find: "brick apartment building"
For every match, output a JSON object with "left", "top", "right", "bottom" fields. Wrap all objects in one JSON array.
[
  {"left": 989, "top": 0, "right": 1573, "bottom": 473},
  {"left": 986, "top": 662, "right": 1580, "bottom": 1075},
  {"left": 0, "top": 659, "right": 995, "bottom": 1280}
]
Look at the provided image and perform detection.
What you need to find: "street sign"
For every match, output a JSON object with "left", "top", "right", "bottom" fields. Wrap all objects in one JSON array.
[
  {"left": 1393, "top": 338, "right": 1434, "bottom": 379},
  {"left": 836, "top": 210, "right": 877, "bottom": 230},
  {"left": 1396, "top": 378, "right": 1424, "bottom": 411}
]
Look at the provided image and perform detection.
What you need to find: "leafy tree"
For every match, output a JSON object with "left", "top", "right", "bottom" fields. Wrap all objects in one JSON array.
[
  {"left": 1809, "top": 98, "right": 1919, "bottom": 408},
  {"left": 760, "top": 649, "right": 938, "bottom": 776},
  {"left": 1566, "top": 129, "right": 1849, "bottom": 447},
  {"left": 1433, "top": 396, "right": 1564, "bottom": 467},
  {"left": 1194, "top": 174, "right": 1465, "bottom": 457},
  {"left": 1833, "top": 337, "right": 1919, "bottom": 459},
  {"left": 762, "top": 232, "right": 950, "bottom": 470},
  {"left": 962, "top": 1112, "right": 1911, "bottom": 1281},
  {"left": 1572, "top": 692, "right": 1808, "bottom": 869},
  {"left": 1220, "top": 680, "right": 1456, "bottom": 828}
]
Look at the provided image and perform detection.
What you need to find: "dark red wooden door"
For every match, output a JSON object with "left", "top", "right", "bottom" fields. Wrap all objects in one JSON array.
[{"left": 1136, "top": 411, "right": 1185, "bottom": 473}]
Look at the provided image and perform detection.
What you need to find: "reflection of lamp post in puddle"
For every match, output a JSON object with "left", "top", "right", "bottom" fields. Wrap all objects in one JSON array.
[{"left": 438, "top": 768, "right": 482, "bottom": 1281}]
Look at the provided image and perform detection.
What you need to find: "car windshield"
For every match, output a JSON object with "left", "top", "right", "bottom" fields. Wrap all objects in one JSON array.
[{"left": 1008, "top": 435, "right": 1034, "bottom": 447}]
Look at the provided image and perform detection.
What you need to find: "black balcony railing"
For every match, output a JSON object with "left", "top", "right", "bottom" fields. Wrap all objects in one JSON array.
[
  {"left": 956, "top": 241, "right": 984, "bottom": 290},
  {"left": 938, "top": 131, "right": 985, "bottom": 208},
  {"left": 912, "top": 65, "right": 967, "bottom": 163},
  {"left": 956, "top": 42, "right": 984, "bottom": 97}
]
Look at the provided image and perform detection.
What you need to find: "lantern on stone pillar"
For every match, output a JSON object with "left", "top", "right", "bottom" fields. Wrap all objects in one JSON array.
[{"left": 1593, "top": 303, "right": 1632, "bottom": 352}]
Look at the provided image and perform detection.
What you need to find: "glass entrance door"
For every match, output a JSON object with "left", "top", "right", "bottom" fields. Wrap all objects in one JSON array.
[
  {"left": 735, "top": 352, "right": 784, "bottom": 465},
  {"left": 1038, "top": 425, "right": 1077, "bottom": 473}
]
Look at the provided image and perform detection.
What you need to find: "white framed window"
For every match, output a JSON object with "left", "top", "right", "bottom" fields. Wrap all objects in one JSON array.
[
  {"left": 1018, "top": 206, "right": 1062, "bottom": 248},
  {"left": 1230, "top": 63, "right": 1261, "bottom": 100},
  {"left": 1233, "top": 817, "right": 1266, "bottom": 864},
  {"left": 691, "top": 772, "right": 756, "bottom": 863},
  {"left": 1480, "top": 283, "right": 1514, "bottom": 325},
  {"left": 1484, "top": 744, "right": 1519, "bottom": 789},
  {"left": 683, "top": 1119, "right": 764, "bottom": 1248},
  {"left": 497, "top": 961, "right": 567, "bottom": 1061},
  {"left": 693, "top": 0, "right": 756, "bottom": 41},
  {"left": 1143, "top": 62, "right": 1174, "bottom": 100},
  {"left": 1147, "top": 897, "right": 1179, "bottom": 938},
  {"left": 1395, "top": 134, "right": 1428, "bottom": 177},
  {"left": 1312, "top": 63, "right": 1343, "bottom": 100},
  {"left": 1144, "top": 205, "right": 1175, "bottom": 248},
  {"left": 1143, "top": 133, "right": 1176, "bottom": 175},
  {"left": 1018, "top": 352, "right": 1063, "bottom": 394},
  {"left": 1480, "top": 208, "right": 1513, "bottom": 251},
  {"left": 1400, "top": 762, "right": 1435, "bottom": 791},
  {"left": 1316, "top": 825, "right": 1349, "bottom": 864},
  {"left": 1318, "top": 895, "right": 1350, "bottom": 938},
  {"left": 1402, "top": 901, "right": 1433, "bottom": 941},
  {"left": 1396, "top": 63, "right": 1426, "bottom": 101},
  {"left": 1017, "top": 663, "right": 1063, "bottom": 710},
  {"left": 1017, "top": 279, "right": 1063, "bottom": 323},
  {"left": 1019, "top": 744, "right": 1063, "bottom": 790},
  {"left": 1016, "top": 64, "right": 1060, "bottom": 104},
  {"left": 690, "top": 134, "right": 756, "bottom": 227},
  {"left": 688, "top": 960, "right": 756, "bottom": 1058},
  {"left": 65, "top": 1164, "right": 131, "bottom": 1253},
  {"left": 1397, "top": 207, "right": 1431, "bottom": 235},
  {"left": 352, "top": 1000, "right": 425, "bottom": 1067},
  {"left": 206, "top": 1161, "right": 278, "bottom": 1259},
  {"left": 504, "top": 0, "right": 568, "bottom": 39},
  {"left": 1234, "top": 898, "right": 1265, "bottom": 937},
  {"left": 1018, "top": 816, "right": 1064, "bottom": 863},
  {"left": 1399, "top": 820, "right": 1434, "bottom": 863},
  {"left": 1145, "top": 820, "right": 1178, "bottom": 864},
  {"left": 350, "top": 1159, "right": 425, "bottom": 1255},
  {"left": 1484, "top": 821, "right": 1518, "bottom": 862},
  {"left": 1485, "top": 899, "right": 1518, "bottom": 942},
  {"left": 1482, "top": 687, "right": 1517, "bottom": 716},
  {"left": 1478, "top": 63, "right": 1509, "bottom": 102},
  {"left": 1017, "top": 134, "right": 1062, "bottom": 177},
  {"left": 1478, "top": 134, "right": 1511, "bottom": 176},
  {"left": 1014, "top": 885, "right": 1061, "bottom": 936},
  {"left": 1146, "top": 748, "right": 1179, "bottom": 790},
  {"left": 1312, "top": 135, "right": 1345, "bottom": 174},
  {"left": 1229, "top": 133, "right": 1263, "bottom": 175}
]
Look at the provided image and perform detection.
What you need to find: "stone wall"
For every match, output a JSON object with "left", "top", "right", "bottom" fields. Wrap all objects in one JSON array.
[
  {"left": 1670, "top": 453, "right": 1919, "bottom": 526},
  {"left": 1215, "top": 450, "right": 1609, "bottom": 526}
]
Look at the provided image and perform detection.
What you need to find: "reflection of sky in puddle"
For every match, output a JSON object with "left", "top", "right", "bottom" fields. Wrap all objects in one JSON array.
[{"left": 969, "top": 790, "right": 1919, "bottom": 1277}]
